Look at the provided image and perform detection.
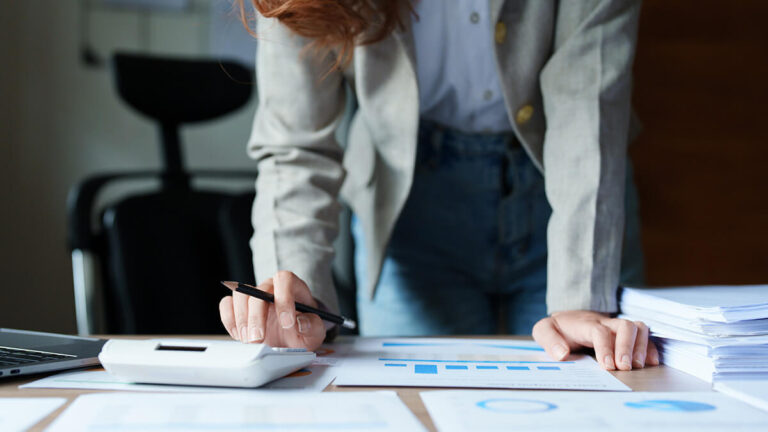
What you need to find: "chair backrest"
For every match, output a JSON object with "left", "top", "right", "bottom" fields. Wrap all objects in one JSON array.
[
  {"left": 113, "top": 53, "right": 252, "bottom": 125},
  {"left": 102, "top": 191, "right": 255, "bottom": 334},
  {"left": 113, "top": 52, "right": 254, "bottom": 189},
  {"left": 68, "top": 53, "right": 257, "bottom": 335}
]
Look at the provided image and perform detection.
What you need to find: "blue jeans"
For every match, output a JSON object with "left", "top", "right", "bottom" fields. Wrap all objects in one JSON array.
[{"left": 353, "top": 120, "right": 644, "bottom": 336}]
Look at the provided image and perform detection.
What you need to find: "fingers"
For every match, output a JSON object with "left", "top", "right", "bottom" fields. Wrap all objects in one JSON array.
[
  {"left": 233, "top": 290, "right": 250, "bottom": 342},
  {"left": 296, "top": 312, "right": 325, "bottom": 346},
  {"left": 632, "top": 321, "right": 649, "bottom": 368},
  {"left": 646, "top": 338, "right": 660, "bottom": 366},
  {"left": 532, "top": 317, "right": 571, "bottom": 361},
  {"left": 610, "top": 319, "right": 638, "bottom": 371},
  {"left": 219, "top": 296, "right": 237, "bottom": 340},
  {"left": 541, "top": 311, "right": 657, "bottom": 372},
  {"left": 243, "top": 279, "right": 273, "bottom": 344},
  {"left": 590, "top": 324, "right": 616, "bottom": 370},
  {"left": 273, "top": 271, "right": 300, "bottom": 330},
  {"left": 221, "top": 271, "right": 324, "bottom": 350},
  {"left": 601, "top": 319, "right": 651, "bottom": 370},
  {"left": 246, "top": 295, "right": 267, "bottom": 343},
  {"left": 272, "top": 271, "right": 326, "bottom": 350}
]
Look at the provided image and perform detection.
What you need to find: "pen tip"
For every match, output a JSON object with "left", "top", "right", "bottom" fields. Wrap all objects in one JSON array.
[
  {"left": 220, "top": 281, "right": 238, "bottom": 291},
  {"left": 342, "top": 318, "right": 357, "bottom": 330}
]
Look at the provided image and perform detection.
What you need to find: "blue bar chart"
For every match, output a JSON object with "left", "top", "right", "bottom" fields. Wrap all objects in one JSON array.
[
  {"left": 334, "top": 338, "right": 631, "bottom": 391},
  {"left": 382, "top": 358, "right": 568, "bottom": 375}
]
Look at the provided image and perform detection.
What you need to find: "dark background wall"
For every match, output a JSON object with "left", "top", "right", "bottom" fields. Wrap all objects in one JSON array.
[{"left": 631, "top": 0, "right": 768, "bottom": 286}]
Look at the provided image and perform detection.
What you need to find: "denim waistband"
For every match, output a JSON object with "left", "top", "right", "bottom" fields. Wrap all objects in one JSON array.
[{"left": 417, "top": 119, "right": 521, "bottom": 156}]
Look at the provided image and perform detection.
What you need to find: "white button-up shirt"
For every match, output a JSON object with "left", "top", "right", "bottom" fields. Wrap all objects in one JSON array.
[{"left": 412, "top": 0, "right": 513, "bottom": 133}]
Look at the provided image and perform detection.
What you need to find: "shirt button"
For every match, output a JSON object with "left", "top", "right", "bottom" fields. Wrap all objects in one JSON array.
[
  {"left": 470, "top": 12, "right": 480, "bottom": 24},
  {"left": 495, "top": 22, "right": 507, "bottom": 44},
  {"left": 483, "top": 90, "right": 493, "bottom": 101},
  {"left": 516, "top": 105, "right": 534, "bottom": 125}
]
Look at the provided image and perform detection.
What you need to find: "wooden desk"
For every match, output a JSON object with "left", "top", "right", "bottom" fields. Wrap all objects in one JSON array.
[{"left": 0, "top": 336, "right": 712, "bottom": 431}]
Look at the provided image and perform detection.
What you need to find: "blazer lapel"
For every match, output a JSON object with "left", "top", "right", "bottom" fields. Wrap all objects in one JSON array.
[
  {"left": 490, "top": 0, "right": 505, "bottom": 24},
  {"left": 393, "top": 5, "right": 417, "bottom": 75}
]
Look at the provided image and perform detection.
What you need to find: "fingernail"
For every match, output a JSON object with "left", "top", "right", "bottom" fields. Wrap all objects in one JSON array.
[
  {"left": 297, "top": 316, "right": 310, "bottom": 334},
  {"left": 229, "top": 327, "right": 239, "bottom": 341},
  {"left": 248, "top": 326, "right": 263, "bottom": 342},
  {"left": 621, "top": 354, "right": 632, "bottom": 370},
  {"left": 553, "top": 344, "right": 568, "bottom": 360},
  {"left": 279, "top": 311, "right": 295, "bottom": 329},
  {"left": 650, "top": 350, "right": 660, "bottom": 365},
  {"left": 604, "top": 355, "right": 615, "bottom": 370},
  {"left": 633, "top": 353, "right": 645, "bottom": 368},
  {"left": 240, "top": 327, "right": 248, "bottom": 343}
]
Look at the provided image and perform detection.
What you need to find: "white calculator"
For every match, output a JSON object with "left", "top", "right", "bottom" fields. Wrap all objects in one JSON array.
[{"left": 98, "top": 338, "right": 316, "bottom": 388}]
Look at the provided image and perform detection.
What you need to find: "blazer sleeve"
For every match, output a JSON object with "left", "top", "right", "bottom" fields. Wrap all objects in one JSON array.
[
  {"left": 247, "top": 15, "right": 347, "bottom": 314},
  {"left": 539, "top": 0, "right": 641, "bottom": 314}
]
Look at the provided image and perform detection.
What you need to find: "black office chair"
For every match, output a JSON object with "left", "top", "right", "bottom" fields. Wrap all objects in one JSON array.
[{"left": 67, "top": 52, "right": 258, "bottom": 335}]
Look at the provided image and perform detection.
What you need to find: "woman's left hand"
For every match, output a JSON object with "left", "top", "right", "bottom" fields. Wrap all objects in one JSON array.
[{"left": 532, "top": 310, "right": 660, "bottom": 371}]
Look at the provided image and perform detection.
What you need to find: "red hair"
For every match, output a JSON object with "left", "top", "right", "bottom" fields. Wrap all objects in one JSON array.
[{"left": 237, "top": 0, "right": 412, "bottom": 69}]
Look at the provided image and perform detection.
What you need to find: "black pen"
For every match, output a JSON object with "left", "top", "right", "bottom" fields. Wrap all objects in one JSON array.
[{"left": 221, "top": 281, "right": 357, "bottom": 329}]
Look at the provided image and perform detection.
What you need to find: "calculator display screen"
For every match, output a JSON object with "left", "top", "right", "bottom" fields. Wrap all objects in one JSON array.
[{"left": 155, "top": 345, "right": 207, "bottom": 352}]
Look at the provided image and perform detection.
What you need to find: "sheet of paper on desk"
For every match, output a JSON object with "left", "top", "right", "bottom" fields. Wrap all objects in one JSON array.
[
  {"left": 714, "top": 380, "right": 768, "bottom": 412},
  {"left": 46, "top": 391, "right": 425, "bottom": 432},
  {"left": 420, "top": 390, "right": 768, "bottom": 432},
  {"left": 0, "top": 398, "right": 66, "bottom": 432},
  {"left": 20, "top": 365, "right": 335, "bottom": 393},
  {"left": 332, "top": 338, "right": 629, "bottom": 391}
]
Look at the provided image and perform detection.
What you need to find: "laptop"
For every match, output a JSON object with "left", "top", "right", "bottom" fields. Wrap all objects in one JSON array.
[{"left": 0, "top": 328, "right": 106, "bottom": 379}]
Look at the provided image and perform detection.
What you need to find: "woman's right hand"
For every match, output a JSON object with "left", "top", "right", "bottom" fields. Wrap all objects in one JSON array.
[{"left": 219, "top": 271, "right": 326, "bottom": 351}]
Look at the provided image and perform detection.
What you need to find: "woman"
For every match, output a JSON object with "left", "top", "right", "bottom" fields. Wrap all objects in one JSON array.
[{"left": 219, "top": 0, "right": 658, "bottom": 371}]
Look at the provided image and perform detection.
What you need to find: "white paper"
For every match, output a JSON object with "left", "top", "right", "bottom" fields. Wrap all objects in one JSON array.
[
  {"left": 47, "top": 391, "right": 425, "bottom": 432},
  {"left": 621, "top": 285, "right": 768, "bottom": 322},
  {"left": 715, "top": 380, "right": 768, "bottom": 412},
  {"left": 619, "top": 313, "right": 768, "bottom": 347},
  {"left": 420, "top": 390, "right": 768, "bottom": 432},
  {"left": 651, "top": 337, "right": 768, "bottom": 381},
  {"left": 333, "top": 338, "right": 629, "bottom": 391},
  {"left": 621, "top": 304, "right": 768, "bottom": 336},
  {"left": 21, "top": 366, "right": 336, "bottom": 393},
  {"left": 0, "top": 398, "right": 66, "bottom": 432}
]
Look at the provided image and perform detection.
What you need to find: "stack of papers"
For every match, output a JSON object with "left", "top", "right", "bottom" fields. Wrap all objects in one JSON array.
[{"left": 620, "top": 285, "right": 768, "bottom": 382}]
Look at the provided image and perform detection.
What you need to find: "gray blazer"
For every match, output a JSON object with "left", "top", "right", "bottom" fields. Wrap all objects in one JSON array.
[{"left": 248, "top": 0, "right": 641, "bottom": 315}]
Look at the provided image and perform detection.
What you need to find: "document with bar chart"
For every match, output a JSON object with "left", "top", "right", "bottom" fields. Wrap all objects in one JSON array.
[
  {"left": 333, "top": 338, "right": 630, "bottom": 391},
  {"left": 420, "top": 390, "right": 768, "bottom": 432}
]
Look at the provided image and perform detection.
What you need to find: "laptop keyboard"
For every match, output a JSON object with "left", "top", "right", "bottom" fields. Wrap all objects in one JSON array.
[{"left": 0, "top": 346, "right": 75, "bottom": 367}]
